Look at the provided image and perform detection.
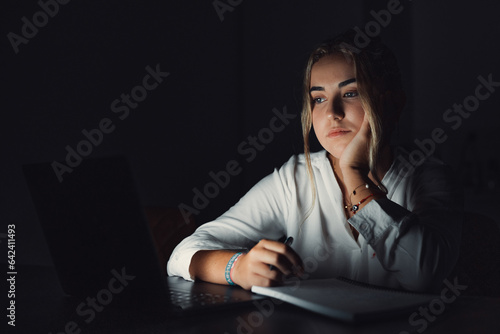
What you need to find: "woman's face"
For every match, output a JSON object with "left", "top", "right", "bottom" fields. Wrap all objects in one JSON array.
[{"left": 310, "top": 53, "right": 365, "bottom": 159}]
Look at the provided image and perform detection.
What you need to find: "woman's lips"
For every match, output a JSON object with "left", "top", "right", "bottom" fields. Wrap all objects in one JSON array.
[{"left": 327, "top": 128, "right": 350, "bottom": 138}]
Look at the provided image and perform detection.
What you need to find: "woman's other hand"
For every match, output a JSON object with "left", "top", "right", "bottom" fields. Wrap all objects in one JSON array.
[
  {"left": 231, "top": 239, "right": 304, "bottom": 290},
  {"left": 338, "top": 113, "right": 371, "bottom": 172}
]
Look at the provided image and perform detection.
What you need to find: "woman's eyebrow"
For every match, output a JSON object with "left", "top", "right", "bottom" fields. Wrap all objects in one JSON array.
[
  {"left": 310, "top": 78, "right": 356, "bottom": 93},
  {"left": 338, "top": 78, "right": 356, "bottom": 88},
  {"left": 309, "top": 86, "right": 324, "bottom": 93}
]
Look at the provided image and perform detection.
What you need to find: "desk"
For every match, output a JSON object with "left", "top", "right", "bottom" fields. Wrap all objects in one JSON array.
[{"left": 12, "top": 265, "right": 500, "bottom": 334}]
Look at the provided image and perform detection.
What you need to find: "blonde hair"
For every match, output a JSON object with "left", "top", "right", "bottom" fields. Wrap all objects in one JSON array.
[{"left": 301, "top": 30, "right": 403, "bottom": 215}]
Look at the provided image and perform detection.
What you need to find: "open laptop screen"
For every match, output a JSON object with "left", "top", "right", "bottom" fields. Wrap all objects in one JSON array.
[{"left": 23, "top": 157, "right": 167, "bottom": 304}]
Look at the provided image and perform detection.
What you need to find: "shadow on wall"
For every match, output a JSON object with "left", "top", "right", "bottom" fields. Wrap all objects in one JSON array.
[{"left": 459, "top": 131, "right": 500, "bottom": 227}]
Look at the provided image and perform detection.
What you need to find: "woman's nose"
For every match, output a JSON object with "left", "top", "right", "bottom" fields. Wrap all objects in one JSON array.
[{"left": 326, "top": 98, "right": 344, "bottom": 120}]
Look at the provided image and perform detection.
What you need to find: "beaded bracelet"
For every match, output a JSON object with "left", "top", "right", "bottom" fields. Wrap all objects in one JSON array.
[
  {"left": 225, "top": 252, "right": 243, "bottom": 286},
  {"left": 347, "top": 193, "right": 375, "bottom": 214},
  {"left": 352, "top": 183, "right": 370, "bottom": 196},
  {"left": 350, "top": 183, "right": 371, "bottom": 203}
]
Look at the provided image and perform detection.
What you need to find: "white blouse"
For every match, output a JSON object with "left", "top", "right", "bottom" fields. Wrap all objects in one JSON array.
[{"left": 167, "top": 148, "right": 463, "bottom": 292}]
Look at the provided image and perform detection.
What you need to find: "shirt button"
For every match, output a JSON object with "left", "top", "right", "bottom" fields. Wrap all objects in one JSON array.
[{"left": 360, "top": 223, "right": 368, "bottom": 231}]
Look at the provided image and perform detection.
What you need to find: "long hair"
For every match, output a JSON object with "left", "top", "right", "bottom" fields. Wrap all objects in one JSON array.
[{"left": 301, "top": 30, "right": 403, "bottom": 214}]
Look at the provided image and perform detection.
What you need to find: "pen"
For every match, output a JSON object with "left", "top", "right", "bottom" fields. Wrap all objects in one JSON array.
[{"left": 269, "top": 236, "right": 294, "bottom": 271}]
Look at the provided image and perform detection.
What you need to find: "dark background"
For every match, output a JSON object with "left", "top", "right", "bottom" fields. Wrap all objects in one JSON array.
[{"left": 1, "top": 0, "right": 499, "bottom": 267}]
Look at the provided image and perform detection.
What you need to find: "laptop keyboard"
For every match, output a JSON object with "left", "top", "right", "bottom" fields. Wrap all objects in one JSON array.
[{"left": 169, "top": 290, "right": 243, "bottom": 308}]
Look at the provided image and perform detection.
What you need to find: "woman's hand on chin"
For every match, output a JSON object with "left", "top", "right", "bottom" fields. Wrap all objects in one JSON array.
[{"left": 338, "top": 114, "right": 371, "bottom": 173}]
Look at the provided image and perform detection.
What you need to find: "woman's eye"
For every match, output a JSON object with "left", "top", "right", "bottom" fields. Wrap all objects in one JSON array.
[
  {"left": 343, "top": 91, "right": 358, "bottom": 98},
  {"left": 313, "top": 97, "right": 326, "bottom": 104}
]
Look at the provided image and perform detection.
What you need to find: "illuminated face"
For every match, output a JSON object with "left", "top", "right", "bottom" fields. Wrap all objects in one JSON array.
[{"left": 310, "top": 54, "right": 365, "bottom": 159}]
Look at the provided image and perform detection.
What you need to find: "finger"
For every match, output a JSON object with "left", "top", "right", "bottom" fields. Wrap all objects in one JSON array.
[
  {"left": 259, "top": 240, "right": 304, "bottom": 271},
  {"left": 252, "top": 251, "right": 301, "bottom": 279},
  {"left": 252, "top": 262, "right": 284, "bottom": 282},
  {"left": 250, "top": 273, "right": 283, "bottom": 288},
  {"left": 251, "top": 246, "right": 294, "bottom": 275},
  {"left": 361, "top": 113, "right": 370, "bottom": 131}
]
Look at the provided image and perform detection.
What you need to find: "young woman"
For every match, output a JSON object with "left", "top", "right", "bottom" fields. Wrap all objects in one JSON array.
[{"left": 167, "top": 30, "right": 462, "bottom": 293}]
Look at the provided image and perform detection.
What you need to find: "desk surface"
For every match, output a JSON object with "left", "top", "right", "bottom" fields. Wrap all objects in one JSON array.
[{"left": 11, "top": 265, "right": 500, "bottom": 334}]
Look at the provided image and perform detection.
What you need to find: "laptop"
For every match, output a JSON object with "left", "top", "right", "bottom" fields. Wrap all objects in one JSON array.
[{"left": 22, "top": 156, "right": 264, "bottom": 316}]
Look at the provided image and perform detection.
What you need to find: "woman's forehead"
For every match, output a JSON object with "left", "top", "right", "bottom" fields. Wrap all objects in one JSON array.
[{"left": 310, "top": 54, "right": 356, "bottom": 86}]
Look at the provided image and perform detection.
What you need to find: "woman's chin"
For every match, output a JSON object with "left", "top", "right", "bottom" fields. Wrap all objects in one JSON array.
[{"left": 323, "top": 146, "right": 346, "bottom": 161}]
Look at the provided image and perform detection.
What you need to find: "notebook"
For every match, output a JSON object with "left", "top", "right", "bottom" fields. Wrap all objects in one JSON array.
[
  {"left": 251, "top": 277, "right": 438, "bottom": 322},
  {"left": 22, "top": 156, "right": 264, "bottom": 315}
]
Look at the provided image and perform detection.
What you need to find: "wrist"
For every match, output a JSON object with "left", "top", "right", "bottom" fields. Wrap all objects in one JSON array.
[
  {"left": 345, "top": 182, "right": 386, "bottom": 215},
  {"left": 340, "top": 167, "right": 369, "bottom": 186},
  {"left": 339, "top": 163, "right": 370, "bottom": 176}
]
